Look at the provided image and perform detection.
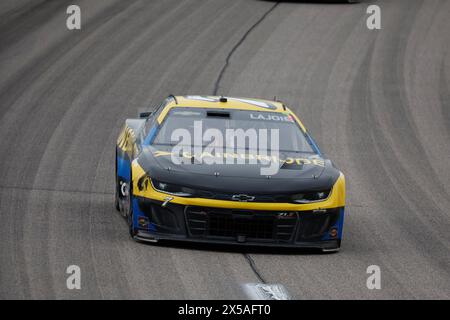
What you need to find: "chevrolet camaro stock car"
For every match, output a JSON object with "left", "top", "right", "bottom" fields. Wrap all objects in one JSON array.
[{"left": 116, "top": 95, "right": 345, "bottom": 252}]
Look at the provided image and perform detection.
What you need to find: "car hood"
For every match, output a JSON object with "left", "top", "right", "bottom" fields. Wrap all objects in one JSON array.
[{"left": 137, "top": 145, "right": 341, "bottom": 194}]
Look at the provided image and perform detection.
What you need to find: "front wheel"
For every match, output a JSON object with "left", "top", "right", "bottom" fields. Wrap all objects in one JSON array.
[
  {"left": 115, "top": 183, "right": 121, "bottom": 212},
  {"left": 127, "top": 167, "right": 137, "bottom": 238}
]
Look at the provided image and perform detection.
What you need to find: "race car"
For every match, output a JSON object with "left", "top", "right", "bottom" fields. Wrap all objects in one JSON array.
[{"left": 116, "top": 95, "right": 345, "bottom": 252}]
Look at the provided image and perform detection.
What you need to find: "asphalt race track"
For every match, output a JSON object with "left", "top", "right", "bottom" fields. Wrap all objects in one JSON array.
[{"left": 0, "top": 0, "right": 449, "bottom": 299}]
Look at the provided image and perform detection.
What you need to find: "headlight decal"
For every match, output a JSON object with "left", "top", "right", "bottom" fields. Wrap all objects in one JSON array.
[
  {"left": 291, "top": 190, "right": 331, "bottom": 203},
  {"left": 151, "top": 179, "right": 194, "bottom": 197}
]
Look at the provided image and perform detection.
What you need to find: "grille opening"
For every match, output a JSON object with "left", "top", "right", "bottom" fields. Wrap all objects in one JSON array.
[
  {"left": 296, "top": 210, "right": 339, "bottom": 241},
  {"left": 209, "top": 213, "right": 274, "bottom": 239},
  {"left": 186, "top": 207, "right": 297, "bottom": 242}
]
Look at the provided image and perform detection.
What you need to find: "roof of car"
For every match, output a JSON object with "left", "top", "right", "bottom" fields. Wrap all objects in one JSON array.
[
  {"left": 153, "top": 95, "right": 309, "bottom": 133},
  {"left": 157, "top": 95, "right": 289, "bottom": 123},
  {"left": 172, "top": 95, "right": 285, "bottom": 111}
]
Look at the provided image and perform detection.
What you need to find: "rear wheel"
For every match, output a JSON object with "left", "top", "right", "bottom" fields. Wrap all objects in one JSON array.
[
  {"left": 115, "top": 192, "right": 120, "bottom": 211},
  {"left": 128, "top": 167, "right": 137, "bottom": 238},
  {"left": 114, "top": 148, "right": 120, "bottom": 211},
  {"left": 114, "top": 185, "right": 120, "bottom": 212}
]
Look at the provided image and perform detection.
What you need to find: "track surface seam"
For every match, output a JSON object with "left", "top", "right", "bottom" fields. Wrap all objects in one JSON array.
[
  {"left": 2, "top": 0, "right": 449, "bottom": 299},
  {"left": 210, "top": 0, "right": 280, "bottom": 284},
  {"left": 212, "top": 2, "right": 279, "bottom": 95},
  {"left": 244, "top": 253, "right": 267, "bottom": 284}
]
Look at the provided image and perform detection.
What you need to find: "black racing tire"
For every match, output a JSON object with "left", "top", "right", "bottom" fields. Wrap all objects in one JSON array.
[
  {"left": 128, "top": 166, "right": 137, "bottom": 238},
  {"left": 115, "top": 192, "right": 120, "bottom": 211},
  {"left": 115, "top": 147, "right": 120, "bottom": 212}
]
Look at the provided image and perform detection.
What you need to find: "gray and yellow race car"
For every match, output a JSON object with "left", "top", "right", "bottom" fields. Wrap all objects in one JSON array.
[{"left": 116, "top": 95, "right": 345, "bottom": 252}]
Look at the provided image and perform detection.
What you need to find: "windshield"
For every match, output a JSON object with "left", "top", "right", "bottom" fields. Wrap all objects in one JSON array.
[{"left": 152, "top": 108, "right": 314, "bottom": 153}]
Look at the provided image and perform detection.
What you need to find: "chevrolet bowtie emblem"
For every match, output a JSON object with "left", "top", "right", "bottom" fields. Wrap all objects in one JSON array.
[{"left": 231, "top": 194, "right": 255, "bottom": 202}]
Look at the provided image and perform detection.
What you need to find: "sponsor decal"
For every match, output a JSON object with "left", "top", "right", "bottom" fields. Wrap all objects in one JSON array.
[
  {"left": 249, "top": 113, "right": 294, "bottom": 122},
  {"left": 153, "top": 150, "right": 325, "bottom": 167}
]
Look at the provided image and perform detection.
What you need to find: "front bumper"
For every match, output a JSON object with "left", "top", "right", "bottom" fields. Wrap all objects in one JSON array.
[{"left": 131, "top": 197, "right": 344, "bottom": 250}]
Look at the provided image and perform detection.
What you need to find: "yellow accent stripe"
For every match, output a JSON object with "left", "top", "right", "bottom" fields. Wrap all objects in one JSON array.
[
  {"left": 132, "top": 161, "right": 345, "bottom": 211},
  {"left": 117, "top": 125, "right": 138, "bottom": 157},
  {"left": 285, "top": 106, "right": 307, "bottom": 132}
]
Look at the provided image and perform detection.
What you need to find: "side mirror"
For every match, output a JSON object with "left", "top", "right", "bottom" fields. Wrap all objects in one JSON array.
[{"left": 139, "top": 111, "right": 152, "bottom": 118}]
